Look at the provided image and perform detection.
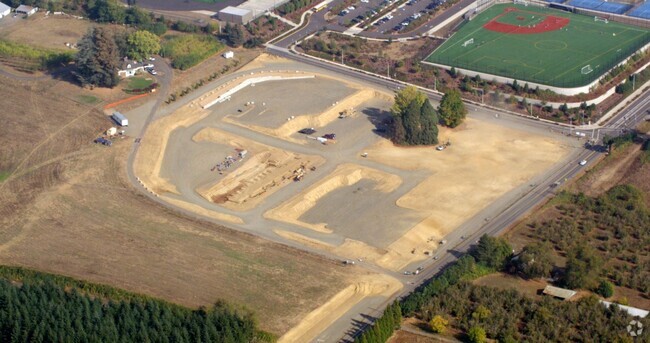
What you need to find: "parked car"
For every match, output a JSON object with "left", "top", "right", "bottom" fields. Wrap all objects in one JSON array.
[
  {"left": 323, "top": 133, "right": 336, "bottom": 140},
  {"left": 579, "top": 159, "right": 587, "bottom": 166},
  {"left": 94, "top": 137, "right": 112, "bottom": 146},
  {"left": 299, "top": 128, "right": 316, "bottom": 135}
]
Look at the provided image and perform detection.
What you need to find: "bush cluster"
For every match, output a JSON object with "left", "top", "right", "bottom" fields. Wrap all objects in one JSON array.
[
  {"left": 0, "top": 39, "right": 74, "bottom": 71},
  {"left": 160, "top": 35, "right": 224, "bottom": 70}
]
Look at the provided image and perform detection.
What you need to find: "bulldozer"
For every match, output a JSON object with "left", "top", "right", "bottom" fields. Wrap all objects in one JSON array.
[{"left": 338, "top": 108, "right": 356, "bottom": 119}]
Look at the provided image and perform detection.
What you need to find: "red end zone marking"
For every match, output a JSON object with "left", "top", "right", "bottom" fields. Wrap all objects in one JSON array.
[{"left": 483, "top": 7, "right": 570, "bottom": 34}]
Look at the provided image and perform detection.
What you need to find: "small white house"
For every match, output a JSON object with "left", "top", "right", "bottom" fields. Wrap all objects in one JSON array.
[
  {"left": 106, "top": 127, "right": 117, "bottom": 136},
  {"left": 15, "top": 4, "right": 37, "bottom": 16},
  {"left": 223, "top": 51, "right": 234, "bottom": 59},
  {"left": 0, "top": 2, "right": 10, "bottom": 18},
  {"left": 118, "top": 62, "right": 144, "bottom": 78}
]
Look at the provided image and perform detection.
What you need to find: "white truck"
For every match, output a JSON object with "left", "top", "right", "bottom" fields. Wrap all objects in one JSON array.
[{"left": 112, "top": 112, "right": 129, "bottom": 127}]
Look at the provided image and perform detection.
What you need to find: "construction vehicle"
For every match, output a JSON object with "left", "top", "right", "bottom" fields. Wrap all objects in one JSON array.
[
  {"left": 293, "top": 166, "right": 305, "bottom": 181},
  {"left": 339, "top": 108, "right": 355, "bottom": 119}
]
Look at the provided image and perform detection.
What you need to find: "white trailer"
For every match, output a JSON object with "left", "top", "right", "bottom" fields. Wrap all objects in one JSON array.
[{"left": 112, "top": 112, "right": 129, "bottom": 127}]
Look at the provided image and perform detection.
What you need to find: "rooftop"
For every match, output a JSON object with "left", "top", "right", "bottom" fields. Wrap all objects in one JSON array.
[
  {"left": 600, "top": 301, "right": 649, "bottom": 318},
  {"left": 15, "top": 4, "right": 34, "bottom": 12},
  {"left": 0, "top": 2, "right": 10, "bottom": 12},
  {"left": 219, "top": 6, "right": 251, "bottom": 16},
  {"left": 542, "top": 285, "right": 577, "bottom": 300}
]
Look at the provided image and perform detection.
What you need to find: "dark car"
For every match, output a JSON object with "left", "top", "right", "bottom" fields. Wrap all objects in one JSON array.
[
  {"left": 323, "top": 133, "right": 336, "bottom": 140},
  {"left": 94, "top": 137, "right": 112, "bottom": 146},
  {"left": 299, "top": 128, "right": 316, "bottom": 135}
]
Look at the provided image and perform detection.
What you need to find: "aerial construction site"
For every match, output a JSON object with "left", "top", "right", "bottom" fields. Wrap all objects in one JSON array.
[{"left": 132, "top": 54, "right": 581, "bottom": 341}]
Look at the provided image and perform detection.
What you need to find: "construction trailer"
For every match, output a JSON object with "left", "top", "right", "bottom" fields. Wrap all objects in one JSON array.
[{"left": 112, "top": 112, "right": 129, "bottom": 127}]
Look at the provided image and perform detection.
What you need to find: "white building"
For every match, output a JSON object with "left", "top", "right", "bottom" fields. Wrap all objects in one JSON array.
[
  {"left": 223, "top": 51, "right": 234, "bottom": 59},
  {"left": 15, "top": 4, "right": 37, "bottom": 16},
  {"left": 118, "top": 61, "right": 144, "bottom": 78},
  {"left": 0, "top": 2, "right": 11, "bottom": 18}
]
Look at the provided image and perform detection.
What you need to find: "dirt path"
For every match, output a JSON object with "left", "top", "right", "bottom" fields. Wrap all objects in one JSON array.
[{"left": 277, "top": 273, "right": 402, "bottom": 343}]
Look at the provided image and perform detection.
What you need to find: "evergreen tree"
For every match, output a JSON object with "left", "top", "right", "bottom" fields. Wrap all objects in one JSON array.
[{"left": 74, "top": 27, "right": 121, "bottom": 88}]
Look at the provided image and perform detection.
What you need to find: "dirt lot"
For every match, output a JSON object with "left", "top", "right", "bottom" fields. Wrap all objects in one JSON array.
[
  {"left": 364, "top": 119, "right": 570, "bottom": 270},
  {"left": 193, "top": 127, "right": 325, "bottom": 211},
  {"left": 0, "top": 75, "right": 352, "bottom": 335},
  {"left": 0, "top": 14, "right": 92, "bottom": 50}
]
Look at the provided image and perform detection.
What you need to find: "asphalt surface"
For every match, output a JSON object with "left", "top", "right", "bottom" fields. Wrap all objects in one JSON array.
[{"left": 273, "top": 0, "right": 475, "bottom": 48}]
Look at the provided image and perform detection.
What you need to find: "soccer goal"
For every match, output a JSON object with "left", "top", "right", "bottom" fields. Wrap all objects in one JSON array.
[
  {"left": 581, "top": 65, "right": 593, "bottom": 75},
  {"left": 514, "top": 0, "right": 529, "bottom": 6},
  {"left": 462, "top": 38, "right": 474, "bottom": 47},
  {"left": 594, "top": 16, "right": 608, "bottom": 23}
]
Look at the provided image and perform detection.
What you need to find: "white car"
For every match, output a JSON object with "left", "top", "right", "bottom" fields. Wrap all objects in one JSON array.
[
  {"left": 436, "top": 145, "right": 445, "bottom": 151},
  {"left": 347, "top": 6, "right": 356, "bottom": 10},
  {"left": 148, "top": 69, "right": 157, "bottom": 75},
  {"left": 579, "top": 159, "right": 587, "bottom": 166},
  {"left": 148, "top": 57, "right": 156, "bottom": 61}
]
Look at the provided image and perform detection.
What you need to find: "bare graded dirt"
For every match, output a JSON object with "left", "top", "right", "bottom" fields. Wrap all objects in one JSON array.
[
  {"left": 0, "top": 75, "right": 351, "bottom": 335},
  {"left": 265, "top": 163, "right": 403, "bottom": 234},
  {"left": 365, "top": 119, "right": 570, "bottom": 270},
  {"left": 193, "top": 127, "right": 325, "bottom": 211},
  {"left": 278, "top": 273, "right": 403, "bottom": 343}
]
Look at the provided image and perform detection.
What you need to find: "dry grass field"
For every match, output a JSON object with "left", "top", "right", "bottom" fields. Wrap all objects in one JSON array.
[
  {"left": 1, "top": 14, "right": 92, "bottom": 50},
  {"left": 0, "top": 75, "right": 352, "bottom": 335}
]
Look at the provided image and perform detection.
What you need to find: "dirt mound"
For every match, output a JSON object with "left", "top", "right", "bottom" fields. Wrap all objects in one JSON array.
[
  {"left": 224, "top": 88, "right": 391, "bottom": 143},
  {"left": 193, "top": 128, "right": 324, "bottom": 212},
  {"left": 277, "top": 274, "right": 402, "bottom": 343}
]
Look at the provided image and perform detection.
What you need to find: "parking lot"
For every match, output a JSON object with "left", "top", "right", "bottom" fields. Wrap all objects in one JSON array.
[
  {"left": 336, "top": 0, "right": 381, "bottom": 26},
  {"left": 371, "top": 0, "right": 447, "bottom": 34}
]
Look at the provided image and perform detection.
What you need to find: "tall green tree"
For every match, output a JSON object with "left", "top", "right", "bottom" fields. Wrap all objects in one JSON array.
[
  {"left": 127, "top": 30, "right": 160, "bottom": 61},
  {"left": 391, "top": 85, "right": 426, "bottom": 115},
  {"left": 438, "top": 89, "right": 467, "bottom": 128},
  {"left": 563, "top": 244, "right": 603, "bottom": 289},
  {"left": 515, "top": 242, "right": 554, "bottom": 279},
  {"left": 74, "top": 27, "right": 120, "bottom": 88},
  {"left": 89, "top": 0, "right": 126, "bottom": 24},
  {"left": 389, "top": 86, "right": 438, "bottom": 145},
  {"left": 472, "top": 235, "right": 512, "bottom": 270}
]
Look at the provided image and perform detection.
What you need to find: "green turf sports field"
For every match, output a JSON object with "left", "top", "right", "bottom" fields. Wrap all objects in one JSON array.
[{"left": 425, "top": 4, "right": 650, "bottom": 88}]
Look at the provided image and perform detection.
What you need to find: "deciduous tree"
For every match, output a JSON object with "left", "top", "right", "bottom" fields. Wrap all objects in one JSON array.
[
  {"left": 429, "top": 315, "right": 448, "bottom": 333},
  {"left": 127, "top": 30, "right": 160, "bottom": 61},
  {"left": 472, "top": 235, "right": 512, "bottom": 270},
  {"left": 468, "top": 326, "right": 487, "bottom": 343},
  {"left": 515, "top": 242, "right": 553, "bottom": 279},
  {"left": 438, "top": 89, "right": 467, "bottom": 128}
]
